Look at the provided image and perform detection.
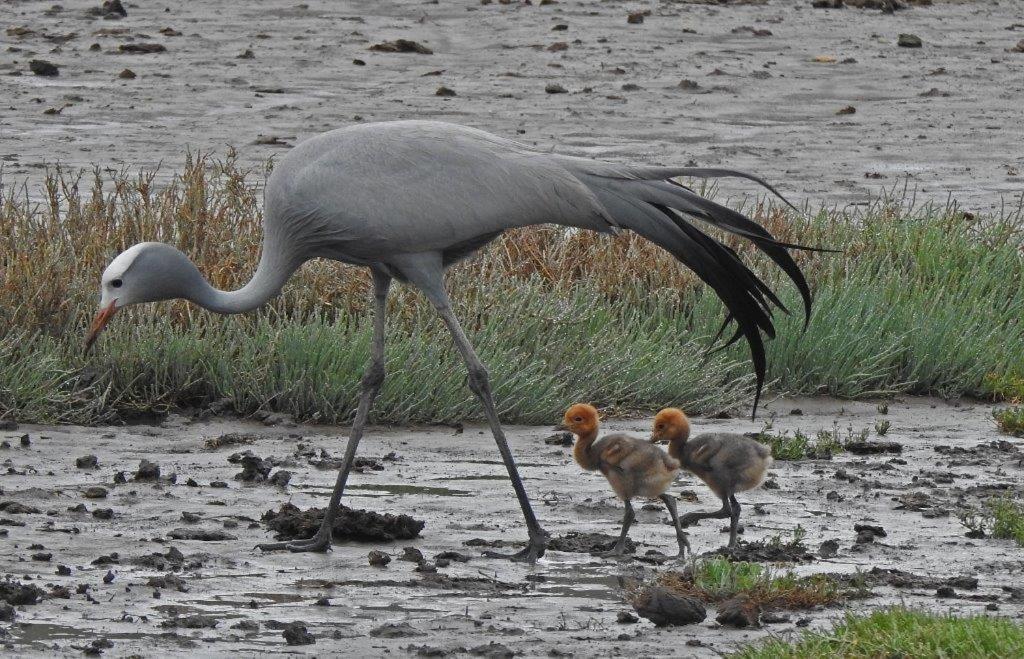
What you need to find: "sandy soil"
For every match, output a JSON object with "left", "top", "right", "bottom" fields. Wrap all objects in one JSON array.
[
  {"left": 1, "top": 396, "right": 1022, "bottom": 656},
  {"left": 1, "top": 0, "right": 1023, "bottom": 211}
]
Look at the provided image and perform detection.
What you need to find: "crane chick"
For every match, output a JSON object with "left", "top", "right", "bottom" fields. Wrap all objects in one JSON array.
[
  {"left": 563, "top": 404, "right": 689, "bottom": 557},
  {"left": 651, "top": 408, "right": 772, "bottom": 548}
]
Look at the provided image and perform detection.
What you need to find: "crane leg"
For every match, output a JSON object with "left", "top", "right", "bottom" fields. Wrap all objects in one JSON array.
[
  {"left": 728, "top": 494, "right": 742, "bottom": 547},
  {"left": 598, "top": 502, "right": 635, "bottom": 558},
  {"left": 659, "top": 493, "right": 690, "bottom": 557},
  {"left": 679, "top": 495, "right": 733, "bottom": 534},
  {"left": 258, "top": 270, "right": 391, "bottom": 553},
  {"left": 396, "top": 256, "right": 549, "bottom": 562}
]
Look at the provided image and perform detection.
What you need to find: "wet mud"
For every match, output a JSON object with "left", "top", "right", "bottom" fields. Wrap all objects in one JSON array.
[{"left": 0, "top": 397, "right": 1021, "bottom": 655}]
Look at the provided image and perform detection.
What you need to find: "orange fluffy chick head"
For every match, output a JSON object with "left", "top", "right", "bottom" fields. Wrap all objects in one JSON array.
[
  {"left": 651, "top": 408, "right": 691, "bottom": 443},
  {"left": 563, "top": 403, "right": 599, "bottom": 438}
]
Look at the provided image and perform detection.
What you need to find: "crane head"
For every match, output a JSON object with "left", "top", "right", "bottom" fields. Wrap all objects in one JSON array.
[
  {"left": 85, "top": 242, "right": 196, "bottom": 353},
  {"left": 651, "top": 408, "right": 690, "bottom": 444},
  {"left": 562, "top": 403, "right": 599, "bottom": 438}
]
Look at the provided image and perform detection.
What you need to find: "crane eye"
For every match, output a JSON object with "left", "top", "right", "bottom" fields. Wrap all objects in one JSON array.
[
  {"left": 111, "top": 278, "right": 123, "bottom": 288},
  {"left": 656, "top": 424, "right": 665, "bottom": 430}
]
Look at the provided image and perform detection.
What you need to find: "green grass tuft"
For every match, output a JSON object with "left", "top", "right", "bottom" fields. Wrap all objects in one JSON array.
[
  {"left": 958, "top": 495, "right": 1024, "bottom": 547},
  {"left": 731, "top": 608, "right": 1024, "bottom": 658},
  {"left": 993, "top": 406, "right": 1024, "bottom": 438}
]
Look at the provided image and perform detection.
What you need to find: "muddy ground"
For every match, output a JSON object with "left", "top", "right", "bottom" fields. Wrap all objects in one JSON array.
[
  {"left": 1, "top": 396, "right": 1022, "bottom": 656},
  {"left": 2, "top": 0, "right": 1023, "bottom": 211}
]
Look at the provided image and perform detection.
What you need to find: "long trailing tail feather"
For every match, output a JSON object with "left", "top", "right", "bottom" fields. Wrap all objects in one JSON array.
[{"left": 565, "top": 163, "right": 825, "bottom": 417}]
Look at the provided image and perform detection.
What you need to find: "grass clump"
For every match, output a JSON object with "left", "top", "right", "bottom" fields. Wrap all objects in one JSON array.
[
  {"left": 731, "top": 608, "right": 1024, "bottom": 659},
  {"left": 993, "top": 406, "right": 1024, "bottom": 438},
  {"left": 657, "top": 557, "right": 844, "bottom": 610},
  {"left": 754, "top": 425, "right": 846, "bottom": 460},
  {"left": 959, "top": 496, "right": 1024, "bottom": 546},
  {"left": 2, "top": 157, "right": 1023, "bottom": 423}
]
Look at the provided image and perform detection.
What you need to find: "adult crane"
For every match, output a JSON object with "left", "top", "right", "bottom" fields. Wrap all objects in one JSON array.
[{"left": 86, "top": 120, "right": 816, "bottom": 562}]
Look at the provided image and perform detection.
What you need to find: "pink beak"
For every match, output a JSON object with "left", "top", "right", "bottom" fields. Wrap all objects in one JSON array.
[{"left": 84, "top": 300, "right": 118, "bottom": 354}]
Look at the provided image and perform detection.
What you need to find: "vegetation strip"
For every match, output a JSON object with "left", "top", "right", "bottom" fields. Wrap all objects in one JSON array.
[{"left": 2, "top": 158, "right": 1022, "bottom": 423}]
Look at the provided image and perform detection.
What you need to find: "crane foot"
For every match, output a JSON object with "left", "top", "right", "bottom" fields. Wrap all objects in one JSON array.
[
  {"left": 482, "top": 529, "right": 549, "bottom": 563},
  {"left": 256, "top": 533, "right": 332, "bottom": 553}
]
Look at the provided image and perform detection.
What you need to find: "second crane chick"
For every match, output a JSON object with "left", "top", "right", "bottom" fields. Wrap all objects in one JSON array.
[
  {"left": 651, "top": 408, "right": 772, "bottom": 548},
  {"left": 564, "top": 404, "right": 689, "bottom": 557}
]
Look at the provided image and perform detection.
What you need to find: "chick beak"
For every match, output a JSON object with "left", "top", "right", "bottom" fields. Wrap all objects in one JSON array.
[{"left": 84, "top": 300, "right": 118, "bottom": 354}]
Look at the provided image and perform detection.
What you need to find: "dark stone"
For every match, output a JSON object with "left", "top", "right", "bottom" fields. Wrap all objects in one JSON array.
[
  {"left": 0, "top": 602, "right": 15, "bottom": 621},
  {"left": 616, "top": 610, "right": 639, "bottom": 624},
  {"left": 819, "top": 539, "right": 840, "bottom": 558},
  {"left": 0, "top": 501, "right": 41, "bottom": 514},
  {"left": 544, "top": 83, "right": 568, "bottom": 94},
  {"left": 716, "top": 595, "right": 760, "bottom": 628},
  {"left": 76, "top": 455, "right": 99, "bottom": 469},
  {"left": 401, "top": 547, "right": 425, "bottom": 562},
  {"left": 268, "top": 470, "right": 292, "bottom": 487},
  {"left": 83, "top": 487, "right": 108, "bottom": 499},
  {"left": 56, "top": 565, "right": 72, "bottom": 576},
  {"left": 936, "top": 586, "right": 955, "bottom": 598},
  {"left": 135, "top": 459, "right": 160, "bottom": 481},
  {"left": 435, "top": 86, "right": 456, "bottom": 97},
  {"left": 282, "top": 622, "right": 315, "bottom": 645},
  {"left": 92, "top": 508, "right": 114, "bottom": 520},
  {"left": 632, "top": 586, "right": 706, "bottom": 626},
  {"left": 368, "top": 550, "right": 391, "bottom": 567},
  {"left": 898, "top": 33, "right": 923, "bottom": 48},
  {"left": 29, "top": 60, "right": 59, "bottom": 76},
  {"left": 0, "top": 578, "right": 46, "bottom": 605},
  {"left": 161, "top": 615, "right": 218, "bottom": 629}
]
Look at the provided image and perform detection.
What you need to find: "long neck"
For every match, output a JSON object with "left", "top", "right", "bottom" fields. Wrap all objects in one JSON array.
[
  {"left": 189, "top": 244, "right": 300, "bottom": 315},
  {"left": 667, "top": 427, "right": 691, "bottom": 464},
  {"left": 573, "top": 429, "right": 601, "bottom": 471}
]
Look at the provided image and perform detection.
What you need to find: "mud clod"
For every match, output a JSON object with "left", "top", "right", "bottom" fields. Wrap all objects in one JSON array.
[
  {"left": 712, "top": 537, "right": 814, "bottom": 563},
  {"left": 846, "top": 441, "right": 902, "bottom": 455},
  {"left": 0, "top": 501, "right": 41, "bottom": 514},
  {"left": 1, "top": 578, "right": 45, "bottom": 605},
  {"left": 83, "top": 486, "right": 108, "bottom": 499},
  {"left": 549, "top": 532, "right": 635, "bottom": 555},
  {"left": 632, "top": 585, "right": 706, "bottom": 627},
  {"left": 168, "top": 528, "right": 236, "bottom": 541},
  {"left": 369, "top": 39, "right": 433, "bottom": 55},
  {"left": 543, "top": 432, "right": 573, "bottom": 446},
  {"left": 368, "top": 550, "right": 391, "bottom": 567},
  {"left": 282, "top": 621, "right": 315, "bottom": 645},
  {"left": 262, "top": 503, "right": 424, "bottom": 542},
  {"left": 369, "top": 621, "right": 426, "bottom": 638}
]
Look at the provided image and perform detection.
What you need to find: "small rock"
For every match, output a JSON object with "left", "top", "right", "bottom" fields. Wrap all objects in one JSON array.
[
  {"left": 898, "top": 33, "right": 923, "bottom": 48},
  {"left": 101, "top": 0, "right": 128, "bottom": 17},
  {"left": 368, "top": 550, "right": 391, "bottom": 567},
  {"left": 210, "top": 481, "right": 229, "bottom": 488},
  {"left": 936, "top": 586, "right": 955, "bottom": 598},
  {"left": 83, "top": 487, "right": 108, "bottom": 499},
  {"left": 819, "top": 539, "right": 840, "bottom": 558},
  {"left": 181, "top": 511, "right": 201, "bottom": 523},
  {"left": 626, "top": 11, "right": 647, "bottom": 24},
  {"left": 92, "top": 508, "right": 114, "bottom": 520},
  {"left": 282, "top": 622, "right": 315, "bottom": 645},
  {"left": 76, "top": 455, "right": 99, "bottom": 469},
  {"left": 118, "top": 68, "right": 136, "bottom": 79},
  {"left": 435, "top": 86, "right": 456, "bottom": 97},
  {"left": 20, "top": 434, "right": 31, "bottom": 447},
  {"left": 29, "top": 60, "right": 59, "bottom": 77},
  {"left": 401, "top": 547, "right": 425, "bottom": 563},
  {"left": 0, "top": 602, "right": 15, "bottom": 622},
  {"left": 56, "top": 565, "right": 72, "bottom": 576},
  {"left": 544, "top": 83, "right": 568, "bottom": 94},
  {"left": 237, "top": 49, "right": 255, "bottom": 59},
  {"left": 31, "top": 552, "right": 52, "bottom": 562},
  {"left": 103, "top": 570, "right": 115, "bottom": 584},
  {"left": 836, "top": 105, "right": 856, "bottom": 115},
  {"left": 135, "top": 459, "right": 160, "bottom": 481},
  {"left": 716, "top": 595, "right": 760, "bottom": 628},
  {"left": 632, "top": 586, "right": 706, "bottom": 627}
]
